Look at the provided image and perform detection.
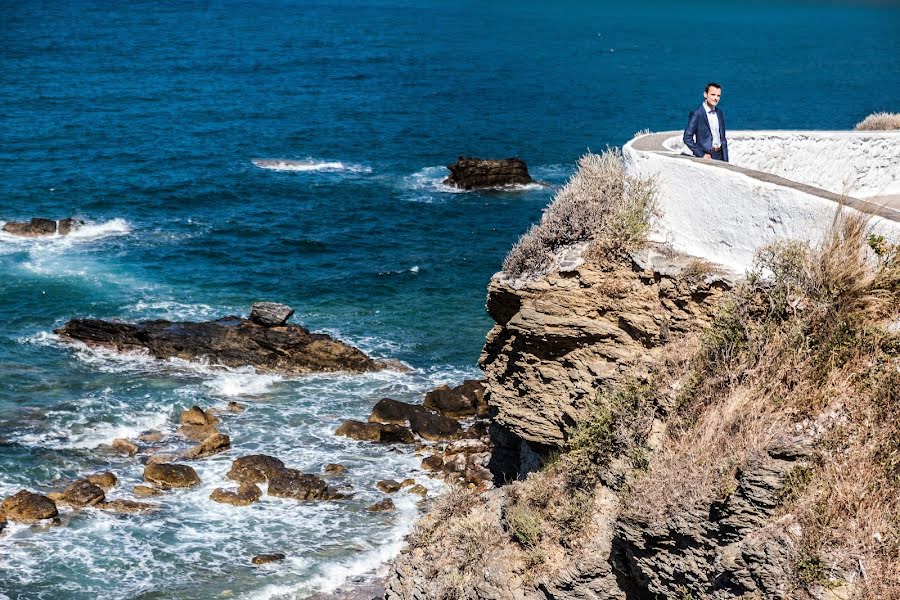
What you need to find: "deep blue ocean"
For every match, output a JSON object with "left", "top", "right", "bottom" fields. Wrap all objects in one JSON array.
[{"left": 1, "top": 1, "right": 898, "bottom": 598}]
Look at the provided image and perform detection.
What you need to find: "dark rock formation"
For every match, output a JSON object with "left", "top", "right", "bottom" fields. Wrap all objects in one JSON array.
[
  {"left": 250, "top": 302, "right": 295, "bottom": 326},
  {"left": 2, "top": 490, "right": 58, "bottom": 523},
  {"left": 59, "top": 479, "right": 105, "bottom": 507},
  {"left": 367, "top": 498, "right": 395, "bottom": 512},
  {"left": 54, "top": 314, "right": 384, "bottom": 375},
  {"left": 227, "top": 455, "right": 286, "bottom": 484},
  {"left": 182, "top": 433, "right": 231, "bottom": 459},
  {"left": 376, "top": 480, "right": 402, "bottom": 493},
  {"left": 368, "top": 398, "right": 427, "bottom": 425},
  {"left": 57, "top": 217, "right": 84, "bottom": 235},
  {"left": 143, "top": 463, "right": 201, "bottom": 488},
  {"left": 98, "top": 499, "right": 157, "bottom": 514},
  {"left": 210, "top": 483, "right": 262, "bottom": 506},
  {"left": 252, "top": 553, "right": 286, "bottom": 565},
  {"left": 1, "top": 217, "right": 85, "bottom": 237},
  {"left": 267, "top": 469, "right": 331, "bottom": 501},
  {"left": 323, "top": 463, "right": 347, "bottom": 474},
  {"left": 407, "top": 410, "right": 462, "bottom": 442},
  {"left": 444, "top": 157, "right": 534, "bottom": 190},
  {"left": 423, "top": 380, "right": 487, "bottom": 418},
  {"left": 335, "top": 420, "right": 415, "bottom": 444}
]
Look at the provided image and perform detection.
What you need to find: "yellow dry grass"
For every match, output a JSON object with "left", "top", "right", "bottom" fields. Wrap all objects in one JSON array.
[{"left": 854, "top": 112, "right": 900, "bottom": 131}]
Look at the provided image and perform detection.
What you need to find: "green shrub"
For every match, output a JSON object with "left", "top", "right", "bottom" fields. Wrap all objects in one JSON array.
[{"left": 505, "top": 504, "right": 543, "bottom": 548}]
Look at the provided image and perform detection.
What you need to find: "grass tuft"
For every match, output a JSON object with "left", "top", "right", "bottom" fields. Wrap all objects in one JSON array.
[{"left": 854, "top": 112, "right": 900, "bottom": 131}]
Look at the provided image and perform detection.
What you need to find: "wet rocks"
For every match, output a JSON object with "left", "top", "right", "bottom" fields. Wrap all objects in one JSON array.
[
  {"left": 267, "top": 469, "right": 331, "bottom": 501},
  {"left": 408, "top": 410, "right": 462, "bottom": 442},
  {"left": 444, "top": 157, "right": 534, "bottom": 190},
  {"left": 210, "top": 483, "right": 262, "bottom": 506},
  {"left": 54, "top": 310, "right": 385, "bottom": 375},
  {"left": 2, "top": 490, "right": 58, "bottom": 523},
  {"left": 407, "top": 484, "right": 428, "bottom": 498},
  {"left": 57, "top": 217, "right": 84, "bottom": 235},
  {"left": 335, "top": 420, "right": 415, "bottom": 444},
  {"left": 133, "top": 485, "right": 159, "bottom": 498},
  {"left": 143, "top": 463, "right": 201, "bottom": 489},
  {"left": 423, "top": 380, "right": 488, "bottom": 418},
  {"left": 111, "top": 438, "right": 139, "bottom": 456},
  {"left": 1, "top": 217, "right": 85, "bottom": 237},
  {"left": 86, "top": 472, "right": 117, "bottom": 491},
  {"left": 227, "top": 455, "right": 285, "bottom": 484},
  {"left": 249, "top": 302, "right": 294, "bottom": 327},
  {"left": 181, "top": 406, "right": 219, "bottom": 427},
  {"left": 59, "top": 479, "right": 105, "bottom": 507},
  {"left": 368, "top": 398, "right": 427, "bottom": 425},
  {"left": 367, "top": 498, "right": 395, "bottom": 512},
  {"left": 182, "top": 432, "right": 231, "bottom": 459},
  {"left": 98, "top": 499, "right": 157, "bottom": 514},
  {"left": 252, "top": 553, "right": 286, "bottom": 565},
  {"left": 421, "top": 455, "right": 444, "bottom": 471},
  {"left": 323, "top": 463, "right": 347, "bottom": 474},
  {"left": 376, "top": 480, "right": 402, "bottom": 493}
]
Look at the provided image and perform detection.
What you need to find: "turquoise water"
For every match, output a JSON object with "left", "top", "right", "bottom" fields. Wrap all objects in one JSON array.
[{"left": 1, "top": 1, "right": 898, "bottom": 598}]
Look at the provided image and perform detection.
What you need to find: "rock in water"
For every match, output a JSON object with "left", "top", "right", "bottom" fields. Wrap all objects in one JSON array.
[
  {"left": 443, "top": 157, "right": 533, "bottom": 190},
  {"left": 59, "top": 479, "right": 105, "bottom": 507},
  {"left": 267, "top": 469, "right": 330, "bottom": 501},
  {"left": 2, "top": 490, "right": 58, "bottom": 523},
  {"left": 249, "top": 302, "right": 295, "bottom": 327},
  {"left": 368, "top": 398, "right": 428, "bottom": 425},
  {"left": 182, "top": 433, "right": 231, "bottom": 459},
  {"left": 57, "top": 218, "right": 85, "bottom": 235},
  {"left": 335, "top": 420, "right": 415, "bottom": 444},
  {"left": 54, "top": 315, "right": 383, "bottom": 375},
  {"left": 423, "top": 380, "right": 487, "bottom": 418},
  {"left": 2, "top": 218, "right": 58, "bottom": 237},
  {"left": 210, "top": 483, "right": 262, "bottom": 506},
  {"left": 251, "top": 553, "right": 286, "bottom": 565},
  {"left": 227, "top": 455, "right": 286, "bottom": 484},
  {"left": 143, "top": 463, "right": 201, "bottom": 488}
]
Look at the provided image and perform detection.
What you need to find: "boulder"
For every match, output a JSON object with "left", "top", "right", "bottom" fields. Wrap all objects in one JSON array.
[
  {"left": 182, "top": 433, "right": 231, "bottom": 459},
  {"left": 226, "top": 401, "right": 245, "bottom": 413},
  {"left": 267, "top": 469, "right": 330, "bottom": 501},
  {"left": 249, "top": 302, "right": 295, "bottom": 327},
  {"left": 252, "top": 553, "right": 286, "bottom": 565},
  {"left": 133, "top": 485, "right": 159, "bottom": 498},
  {"left": 86, "top": 472, "right": 117, "bottom": 491},
  {"left": 323, "top": 463, "right": 347, "bottom": 474},
  {"left": 421, "top": 455, "right": 444, "bottom": 471},
  {"left": 408, "top": 410, "right": 462, "bottom": 441},
  {"left": 57, "top": 217, "right": 85, "bottom": 235},
  {"left": 54, "top": 316, "right": 383, "bottom": 375},
  {"left": 146, "top": 453, "right": 179, "bottom": 465},
  {"left": 368, "top": 398, "right": 427, "bottom": 425},
  {"left": 408, "top": 484, "right": 428, "bottom": 497},
  {"left": 400, "top": 478, "right": 416, "bottom": 488},
  {"left": 423, "top": 380, "right": 488, "bottom": 418},
  {"left": 143, "top": 463, "right": 201, "bottom": 488},
  {"left": 367, "top": 498, "right": 395, "bottom": 512},
  {"left": 2, "top": 490, "right": 58, "bottom": 523},
  {"left": 227, "top": 455, "right": 285, "bottom": 484},
  {"left": 443, "top": 157, "right": 534, "bottom": 190},
  {"left": 376, "top": 480, "right": 402, "bottom": 493},
  {"left": 335, "top": 420, "right": 415, "bottom": 444},
  {"left": 179, "top": 424, "right": 219, "bottom": 442},
  {"left": 180, "top": 406, "right": 219, "bottom": 427},
  {"left": 210, "top": 483, "right": 262, "bottom": 506},
  {"left": 60, "top": 479, "right": 105, "bottom": 507},
  {"left": 137, "top": 430, "right": 165, "bottom": 443},
  {"left": 98, "top": 499, "right": 157, "bottom": 514},
  {"left": 2, "top": 218, "right": 58, "bottom": 237},
  {"left": 111, "top": 438, "right": 138, "bottom": 456}
]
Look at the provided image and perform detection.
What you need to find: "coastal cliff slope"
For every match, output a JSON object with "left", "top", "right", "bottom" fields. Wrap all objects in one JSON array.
[{"left": 384, "top": 150, "right": 900, "bottom": 599}]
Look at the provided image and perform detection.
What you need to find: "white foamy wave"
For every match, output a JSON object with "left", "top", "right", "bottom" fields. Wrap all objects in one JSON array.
[
  {"left": 13, "top": 409, "right": 170, "bottom": 450},
  {"left": 400, "top": 166, "right": 468, "bottom": 198},
  {"left": 377, "top": 265, "right": 420, "bottom": 276},
  {"left": 0, "top": 218, "right": 130, "bottom": 246},
  {"left": 252, "top": 158, "right": 372, "bottom": 173},
  {"left": 124, "top": 299, "right": 227, "bottom": 321},
  {"left": 204, "top": 369, "right": 282, "bottom": 397}
]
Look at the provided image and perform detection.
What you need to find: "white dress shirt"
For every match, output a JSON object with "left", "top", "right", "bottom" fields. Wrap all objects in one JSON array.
[{"left": 704, "top": 102, "right": 721, "bottom": 149}]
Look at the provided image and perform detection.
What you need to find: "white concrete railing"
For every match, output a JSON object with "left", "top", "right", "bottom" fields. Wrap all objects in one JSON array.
[
  {"left": 624, "top": 131, "right": 900, "bottom": 273},
  {"left": 662, "top": 130, "right": 900, "bottom": 198}
]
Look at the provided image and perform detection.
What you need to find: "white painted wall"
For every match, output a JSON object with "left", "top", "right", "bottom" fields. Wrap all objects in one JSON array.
[
  {"left": 662, "top": 130, "right": 900, "bottom": 198},
  {"left": 625, "top": 132, "right": 900, "bottom": 273}
]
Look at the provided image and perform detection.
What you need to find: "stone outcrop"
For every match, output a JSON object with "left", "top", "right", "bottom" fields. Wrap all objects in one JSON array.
[
  {"left": 59, "top": 479, "right": 105, "bottom": 507},
  {"left": 252, "top": 553, "right": 286, "bottom": 565},
  {"left": 182, "top": 432, "right": 231, "bottom": 459},
  {"left": 250, "top": 302, "right": 295, "bottom": 326},
  {"left": 54, "top": 311, "right": 386, "bottom": 375},
  {"left": 423, "top": 380, "right": 488, "bottom": 418},
  {"left": 143, "top": 463, "right": 201, "bottom": 489},
  {"left": 211, "top": 483, "right": 262, "bottom": 506},
  {"left": 227, "top": 455, "right": 285, "bottom": 484},
  {"left": 444, "top": 157, "right": 534, "bottom": 190},
  {"left": 480, "top": 247, "right": 731, "bottom": 452},
  {"left": 335, "top": 420, "right": 415, "bottom": 444},
  {"left": 267, "top": 469, "right": 332, "bottom": 501},
  {"left": 2, "top": 490, "right": 58, "bottom": 523},
  {"left": 2, "top": 217, "right": 84, "bottom": 237}
]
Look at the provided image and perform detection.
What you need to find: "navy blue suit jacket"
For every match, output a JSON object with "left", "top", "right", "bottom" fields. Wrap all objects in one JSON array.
[{"left": 683, "top": 106, "right": 728, "bottom": 162}]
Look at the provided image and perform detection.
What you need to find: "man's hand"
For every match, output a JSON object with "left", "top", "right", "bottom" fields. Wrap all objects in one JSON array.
[{"left": 703, "top": 153, "right": 711, "bottom": 159}]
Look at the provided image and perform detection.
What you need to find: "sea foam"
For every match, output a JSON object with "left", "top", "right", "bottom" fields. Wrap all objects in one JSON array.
[{"left": 252, "top": 158, "right": 372, "bottom": 173}]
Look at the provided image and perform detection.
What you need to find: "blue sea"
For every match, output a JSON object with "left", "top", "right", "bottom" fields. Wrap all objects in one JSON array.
[{"left": 1, "top": 1, "right": 898, "bottom": 598}]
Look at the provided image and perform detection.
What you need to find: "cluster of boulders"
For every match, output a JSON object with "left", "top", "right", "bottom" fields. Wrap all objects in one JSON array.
[
  {"left": 336, "top": 380, "right": 496, "bottom": 489},
  {"left": 54, "top": 302, "right": 399, "bottom": 375},
  {"left": 2, "top": 217, "right": 84, "bottom": 237}
]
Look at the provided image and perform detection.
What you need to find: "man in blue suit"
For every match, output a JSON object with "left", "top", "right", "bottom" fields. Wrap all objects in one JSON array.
[{"left": 683, "top": 82, "right": 728, "bottom": 162}]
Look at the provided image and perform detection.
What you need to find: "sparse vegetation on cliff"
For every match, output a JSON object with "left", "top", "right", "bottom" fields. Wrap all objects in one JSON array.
[
  {"left": 502, "top": 149, "right": 657, "bottom": 279},
  {"left": 854, "top": 111, "right": 900, "bottom": 131}
]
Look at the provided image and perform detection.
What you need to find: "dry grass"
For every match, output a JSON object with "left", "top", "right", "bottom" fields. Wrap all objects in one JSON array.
[
  {"left": 854, "top": 112, "right": 900, "bottom": 131},
  {"left": 624, "top": 208, "right": 900, "bottom": 597},
  {"left": 503, "top": 149, "right": 657, "bottom": 279}
]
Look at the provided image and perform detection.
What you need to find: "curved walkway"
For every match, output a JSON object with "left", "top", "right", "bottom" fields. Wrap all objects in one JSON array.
[
  {"left": 623, "top": 131, "right": 900, "bottom": 272},
  {"left": 631, "top": 132, "right": 900, "bottom": 221}
]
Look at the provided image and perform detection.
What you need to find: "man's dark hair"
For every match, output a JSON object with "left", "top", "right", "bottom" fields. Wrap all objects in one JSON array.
[{"left": 705, "top": 82, "right": 722, "bottom": 92}]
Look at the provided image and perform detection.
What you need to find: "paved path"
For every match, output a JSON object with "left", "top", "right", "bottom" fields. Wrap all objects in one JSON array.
[{"left": 632, "top": 132, "right": 900, "bottom": 223}]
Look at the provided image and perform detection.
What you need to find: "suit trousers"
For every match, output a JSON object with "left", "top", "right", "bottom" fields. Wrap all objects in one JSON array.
[{"left": 710, "top": 148, "right": 725, "bottom": 161}]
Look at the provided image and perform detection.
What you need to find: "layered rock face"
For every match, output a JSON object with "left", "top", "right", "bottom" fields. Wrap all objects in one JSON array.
[
  {"left": 55, "top": 315, "right": 382, "bottom": 374},
  {"left": 444, "top": 157, "right": 534, "bottom": 190},
  {"left": 480, "top": 247, "right": 731, "bottom": 459}
]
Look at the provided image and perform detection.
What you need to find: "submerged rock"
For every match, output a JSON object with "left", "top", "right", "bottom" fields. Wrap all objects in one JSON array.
[
  {"left": 54, "top": 314, "right": 384, "bottom": 375},
  {"left": 267, "top": 469, "right": 330, "bottom": 501},
  {"left": 59, "top": 479, "right": 105, "bottom": 507},
  {"left": 227, "top": 455, "right": 285, "bottom": 484},
  {"left": 210, "top": 483, "right": 262, "bottom": 506},
  {"left": 335, "top": 420, "right": 415, "bottom": 444},
  {"left": 252, "top": 553, "right": 286, "bottom": 565},
  {"left": 182, "top": 432, "right": 231, "bottom": 459},
  {"left": 143, "top": 463, "right": 201, "bottom": 489},
  {"left": 2, "top": 490, "right": 58, "bottom": 523},
  {"left": 444, "top": 157, "right": 534, "bottom": 190},
  {"left": 249, "top": 302, "right": 294, "bottom": 327},
  {"left": 367, "top": 498, "right": 395, "bottom": 512},
  {"left": 98, "top": 499, "right": 157, "bottom": 514}
]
